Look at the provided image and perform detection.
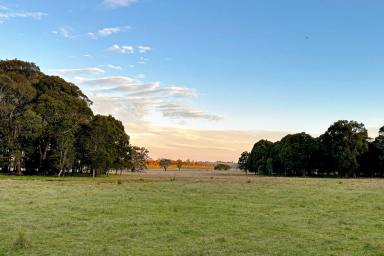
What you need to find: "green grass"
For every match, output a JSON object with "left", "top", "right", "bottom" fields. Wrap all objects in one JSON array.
[{"left": 0, "top": 171, "right": 383, "bottom": 255}]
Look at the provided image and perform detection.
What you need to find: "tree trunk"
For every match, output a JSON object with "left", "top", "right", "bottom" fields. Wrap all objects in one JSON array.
[{"left": 15, "top": 161, "right": 22, "bottom": 176}]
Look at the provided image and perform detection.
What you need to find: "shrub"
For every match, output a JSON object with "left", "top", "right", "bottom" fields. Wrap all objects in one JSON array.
[{"left": 214, "top": 164, "right": 231, "bottom": 170}]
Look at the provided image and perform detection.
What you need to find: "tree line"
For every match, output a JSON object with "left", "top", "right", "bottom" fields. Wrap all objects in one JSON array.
[
  {"left": 238, "top": 120, "right": 384, "bottom": 177},
  {"left": 0, "top": 60, "right": 149, "bottom": 176}
]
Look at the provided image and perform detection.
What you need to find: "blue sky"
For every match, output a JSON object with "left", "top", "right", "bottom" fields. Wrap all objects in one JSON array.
[{"left": 0, "top": 0, "right": 383, "bottom": 160}]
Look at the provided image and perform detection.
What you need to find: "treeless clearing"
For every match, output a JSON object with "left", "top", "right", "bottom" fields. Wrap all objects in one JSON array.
[{"left": 0, "top": 171, "right": 383, "bottom": 255}]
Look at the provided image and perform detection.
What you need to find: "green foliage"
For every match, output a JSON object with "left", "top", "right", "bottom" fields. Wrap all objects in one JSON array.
[
  {"left": 248, "top": 140, "right": 273, "bottom": 174},
  {"left": 77, "top": 115, "right": 130, "bottom": 176},
  {"left": 277, "top": 133, "right": 316, "bottom": 176},
  {"left": 320, "top": 120, "right": 368, "bottom": 177},
  {"left": 159, "top": 159, "right": 171, "bottom": 171},
  {"left": 176, "top": 159, "right": 183, "bottom": 171},
  {"left": 127, "top": 146, "right": 149, "bottom": 172},
  {"left": 0, "top": 59, "right": 143, "bottom": 176},
  {"left": 237, "top": 151, "right": 249, "bottom": 173},
  {"left": 245, "top": 120, "right": 382, "bottom": 177},
  {"left": 214, "top": 163, "right": 231, "bottom": 170}
]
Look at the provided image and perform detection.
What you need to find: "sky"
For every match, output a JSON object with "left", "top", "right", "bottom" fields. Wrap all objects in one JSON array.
[{"left": 0, "top": 0, "right": 383, "bottom": 161}]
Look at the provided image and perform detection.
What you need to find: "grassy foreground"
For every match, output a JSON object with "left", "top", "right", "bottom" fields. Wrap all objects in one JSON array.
[{"left": 0, "top": 170, "right": 383, "bottom": 256}]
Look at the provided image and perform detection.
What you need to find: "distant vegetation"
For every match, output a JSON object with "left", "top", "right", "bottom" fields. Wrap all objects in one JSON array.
[
  {"left": 239, "top": 120, "right": 384, "bottom": 177},
  {"left": 147, "top": 159, "right": 214, "bottom": 169},
  {"left": 214, "top": 163, "right": 231, "bottom": 170},
  {"left": 159, "top": 159, "right": 172, "bottom": 171},
  {"left": 0, "top": 60, "right": 148, "bottom": 176}
]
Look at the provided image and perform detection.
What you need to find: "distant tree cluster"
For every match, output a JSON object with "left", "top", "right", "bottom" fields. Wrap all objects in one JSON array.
[
  {"left": 238, "top": 120, "right": 384, "bottom": 177},
  {"left": 146, "top": 159, "right": 214, "bottom": 169},
  {"left": 214, "top": 163, "right": 231, "bottom": 170},
  {"left": 0, "top": 60, "right": 149, "bottom": 176}
]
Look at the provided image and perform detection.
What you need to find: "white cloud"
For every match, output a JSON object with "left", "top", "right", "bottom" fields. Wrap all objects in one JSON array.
[
  {"left": 128, "top": 86, "right": 197, "bottom": 98},
  {"left": 68, "top": 74, "right": 220, "bottom": 122},
  {"left": 138, "top": 45, "right": 152, "bottom": 54},
  {"left": 99, "top": 27, "right": 121, "bottom": 36},
  {"left": 88, "top": 26, "right": 130, "bottom": 39},
  {"left": 158, "top": 103, "right": 222, "bottom": 121},
  {"left": 108, "top": 44, "right": 134, "bottom": 54},
  {"left": 107, "top": 64, "right": 122, "bottom": 70},
  {"left": 49, "top": 67, "right": 105, "bottom": 76},
  {"left": 0, "top": 5, "right": 47, "bottom": 23},
  {"left": 52, "top": 27, "right": 77, "bottom": 39},
  {"left": 74, "top": 76, "right": 158, "bottom": 91},
  {"left": 103, "top": 0, "right": 137, "bottom": 8},
  {"left": 137, "top": 56, "right": 148, "bottom": 64},
  {"left": 53, "top": 70, "right": 227, "bottom": 160}
]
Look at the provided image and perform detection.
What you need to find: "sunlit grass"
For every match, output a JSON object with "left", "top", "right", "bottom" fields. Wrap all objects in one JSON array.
[{"left": 0, "top": 171, "right": 383, "bottom": 255}]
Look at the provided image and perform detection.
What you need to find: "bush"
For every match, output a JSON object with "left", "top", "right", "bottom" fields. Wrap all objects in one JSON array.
[{"left": 214, "top": 164, "right": 231, "bottom": 170}]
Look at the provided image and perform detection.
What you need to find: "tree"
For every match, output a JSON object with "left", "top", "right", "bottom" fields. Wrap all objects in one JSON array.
[
  {"left": 237, "top": 151, "right": 250, "bottom": 174},
  {"left": 159, "top": 159, "right": 171, "bottom": 171},
  {"left": 277, "top": 133, "right": 316, "bottom": 177},
  {"left": 77, "top": 115, "right": 130, "bottom": 177},
  {"left": 0, "top": 68, "right": 41, "bottom": 174},
  {"left": 360, "top": 126, "right": 384, "bottom": 177},
  {"left": 176, "top": 159, "right": 183, "bottom": 171},
  {"left": 320, "top": 120, "right": 369, "bottom": 177},
  {"left": 0, "top": 59, "right": 133, "bottom": 176},
  {"left": 34, "top": 75, "right": 93, "bottom": 176},
  {"left": 248, "top": 140, "right": 273, "bottom": 175},
  {"left": 127, "top": 146, "right": 149, "bottom": 172}
]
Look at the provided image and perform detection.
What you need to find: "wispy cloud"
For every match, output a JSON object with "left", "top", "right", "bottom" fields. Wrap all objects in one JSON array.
[
  {"left": 138, "top": 45, "right": 152, "bottom": 54},
  {"left": 49, "top": 67, "right": 105, "bottom": 76},
  {"left": 108, "top": 45, "right": 152, "bottom": 55},
  {"left": 0, "top": 5, "right": 46, "bottom": 23},
  {"left": 74, "top": 76, "right": 159, "bottom": 92},
  {"left": 103, "top": 0, "right": 138, "bottom": 8},
  {"left": 107, "top": 64, "right": 123, "bottom": 70},
  {"left": 108, "top": 44, "right": 135, "bottom": 54},
  {"left": 88, "top": 26, "right": 130, "bottom": 39},
  {"left": 51, "top": 27, "right": 78, "bottom": 39},
  {"left": 128, "top": 87, "right": 197, "bottom": 98},
  {"left": 51, "top": 69, "right": 224, "bottom": 159},
  {"left": 137, "top": 56, "right": 148, "bottom": 64},
  {"left": 158, "top": 103, "right": 222, "bottom": 121}
]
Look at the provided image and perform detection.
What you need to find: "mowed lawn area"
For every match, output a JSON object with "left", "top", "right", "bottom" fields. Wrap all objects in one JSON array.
[{"left": 0, "top": 170, "right": 383, "bottom": 256}]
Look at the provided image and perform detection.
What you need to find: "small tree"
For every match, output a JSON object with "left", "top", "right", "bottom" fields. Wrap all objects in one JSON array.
[
  {"left": 127, "top": 146, "right": 149, "bottom": 172},
  {"left": 238, "top": 151, "right": 250, "bottom": 174},
  {"left": 176, "top": 159, "right": 183, "bottom": 171},
  {"left": 159, "top": 159, "right": 171, "bottom": 171}
]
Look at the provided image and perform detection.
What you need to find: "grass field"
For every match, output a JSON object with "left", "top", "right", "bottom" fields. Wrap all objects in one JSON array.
[{"left": 0, "top": 170, "right": 383, "bottom": 256}]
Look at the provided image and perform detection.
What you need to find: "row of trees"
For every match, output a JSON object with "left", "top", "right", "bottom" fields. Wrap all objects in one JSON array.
[
  {"left": 238, "top": 120, "right": 384, "bottom": 177},
  {"left": 0, "top": 60, "right": 149, "bottom": 176}
]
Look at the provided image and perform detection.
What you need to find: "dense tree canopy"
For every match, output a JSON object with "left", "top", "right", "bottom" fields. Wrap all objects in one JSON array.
[
  {"left": 237, "top": 151, "right": 250, "bottom": 173},
  {"left": 248, "top": 140, "right": 273, "bottom": 174},
  {"left": 0, "top": 59, "right": 147, "bottom": 176},
  {"left": 243, "top": 120, "right": 383, "bottom": 177}
]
